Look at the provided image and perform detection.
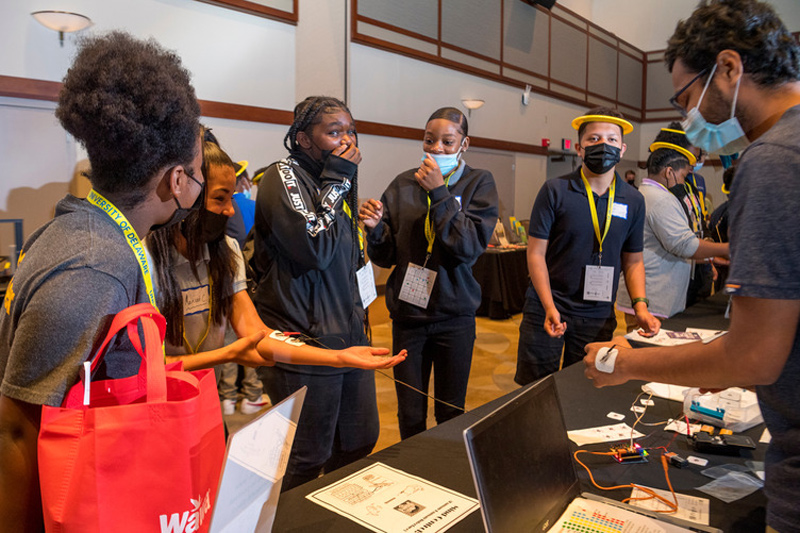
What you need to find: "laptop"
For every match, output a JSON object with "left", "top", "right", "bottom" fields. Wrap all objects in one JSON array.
[
  {"left": 463, "top": 376, "right": 721, "bottom": 533},
  {"left": 209, "top": 386, "right": 306, "bottom": 533}
]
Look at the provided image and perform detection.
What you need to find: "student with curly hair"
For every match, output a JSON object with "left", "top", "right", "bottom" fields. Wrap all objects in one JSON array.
[
  {"left": 0, "top": 32, "right": 207, "bottom": 531},
  {"left": 359, "top": 107, "right": 498, "bottom": 439},
  {"left": 585, "top": 2, "right": 800, "bottom": 531},
  {"left": 249, "top": 96, "right": 379, "bottom": 490}
]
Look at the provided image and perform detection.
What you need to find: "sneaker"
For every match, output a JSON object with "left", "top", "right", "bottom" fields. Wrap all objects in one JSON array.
[
  {"left": 221, "top": 399, "right": 236, "bottom": 416},
  {"left": 240, "top": 395, "right": 270, "bottom": 415}
]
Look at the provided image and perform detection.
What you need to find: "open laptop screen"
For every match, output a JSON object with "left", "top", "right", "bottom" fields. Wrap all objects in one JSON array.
[{"left": 464, "top": 376, "right": 579, "bottom": 533}]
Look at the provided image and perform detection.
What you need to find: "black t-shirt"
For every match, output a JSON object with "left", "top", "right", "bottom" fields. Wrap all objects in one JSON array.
[{"left": 527, "top": 168, "right": 645, "bottom": 318}]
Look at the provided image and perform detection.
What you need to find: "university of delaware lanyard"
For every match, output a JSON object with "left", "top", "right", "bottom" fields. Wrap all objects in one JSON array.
[
  {"left": 86, "top": 189, "right": 159, "bottom": 311},
  {"left": 580, "top": 168, "right": 615, "bottom": 265},
  {"left": 423, "top": 168, "right": 457, "bottom": 266}
]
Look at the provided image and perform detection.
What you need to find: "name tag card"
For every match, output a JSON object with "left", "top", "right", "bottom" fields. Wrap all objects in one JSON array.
[
  {"left": 611, "top": 202, "right": 628, "bottom": 219},
  {"left": 584, "top": 265, "right": 614, "bottom": 302},
  {"left": 398, "top": 262, "right": 437, "bottom": 309},
  {"left": 182, "top": 285, "right": 210, "bottom": 316},
  {"left": 356, "top": 261, "right": 377, "bottom": 308}
]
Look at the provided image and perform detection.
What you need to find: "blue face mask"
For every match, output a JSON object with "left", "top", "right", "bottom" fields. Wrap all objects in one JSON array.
[
  {"left": 238, "top": 189, "right": 252, "bottom": 201},
  {"left": 681, "top": 64, "right": 749, "bottom": 156},
  {"left": 424, "top": 140, "right": 465, "bottom": 176},
  {"left": 693, "top": 162, "right": 704, "bottom": 172}
]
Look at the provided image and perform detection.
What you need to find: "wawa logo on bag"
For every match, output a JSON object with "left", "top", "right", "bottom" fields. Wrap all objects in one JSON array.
[{"left": 159, "top": 491, "right": 212, "bottom": 533}]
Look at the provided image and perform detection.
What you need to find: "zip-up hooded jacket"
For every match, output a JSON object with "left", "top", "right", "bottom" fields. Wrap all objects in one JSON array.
[{"left": 366, "top": 163, "right": 498, "bottom": 323}]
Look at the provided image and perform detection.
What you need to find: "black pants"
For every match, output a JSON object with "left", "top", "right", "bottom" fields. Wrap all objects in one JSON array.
[
  {"left": 392, "top": 317, "right": 476, "bottom": 440},
  {"left": 260, "top": 366, "right": 379, "bottom": 491},
  {"left": 515, "top": 299, "right": 616, "bottom": 386}
]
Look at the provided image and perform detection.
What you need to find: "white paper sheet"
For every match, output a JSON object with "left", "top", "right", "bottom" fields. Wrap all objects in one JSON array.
[
  {"left": 627, "top": 328, "right": 727, "bottom": 348},
  {"left": 567, "top": 423, "right": 644, "bottom": 446},
  {"left": 306, "top": 462, "right": 479, "bottom": 533},
  {"left": 642, "top": 383, "right": 691, "bottom": 403},
  {"left": 629, "top": 486, "right": 710, "bottom": 525}
]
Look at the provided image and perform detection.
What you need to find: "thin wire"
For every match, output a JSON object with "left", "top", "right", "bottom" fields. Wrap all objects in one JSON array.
[
  {"left": 296, "top": 333, "right": 471, "bottom": 417},
  {"left": 629, "top": 391, "right": 653, "bottom": 447},
  {"left": 574, "top": 450, "right": 678, "bottom": 513},
  {"left": 375, "top": 369, "right": 468, "bottom": 414}
]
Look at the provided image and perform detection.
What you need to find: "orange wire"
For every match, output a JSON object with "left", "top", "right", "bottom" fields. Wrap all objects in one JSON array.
[{"left": 573, "top": 450, "right": 678, "bottom": 513}]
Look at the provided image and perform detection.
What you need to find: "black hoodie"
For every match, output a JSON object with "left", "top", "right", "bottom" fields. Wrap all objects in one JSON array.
[{"left": 249, "top": 152, "right": 366, "bottom": 374}]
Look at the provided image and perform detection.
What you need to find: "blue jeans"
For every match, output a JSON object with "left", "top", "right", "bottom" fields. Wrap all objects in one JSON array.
[
  {"left": 260, "top": 366, "right": 379, "bottom": 491},
  {"left": 218, "top": 363, "right": 263, "bottom": 402},
  {"left": 392, "top": 317, "right": 476, "bottom": 439},
  {"left": 515, "top": 299, "right": 616, "bottom": 386}
]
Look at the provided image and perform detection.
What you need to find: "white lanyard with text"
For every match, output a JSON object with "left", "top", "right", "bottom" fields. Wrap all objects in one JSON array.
[
  {"left": 580, "top": 169, "right": 616, "bottom": 302},
  {"left": 86, "top": 189, "right": 159, "bottom": 311}
]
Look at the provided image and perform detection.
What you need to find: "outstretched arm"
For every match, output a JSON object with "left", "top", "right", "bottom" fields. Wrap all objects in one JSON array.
[{"left": 228, "top": 292, "right": 406, "bottom": 369}]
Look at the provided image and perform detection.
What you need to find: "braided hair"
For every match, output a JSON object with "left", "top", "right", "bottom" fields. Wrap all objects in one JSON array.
[{"left": 285, "top": 96, "right": 370, "bottom": 339}]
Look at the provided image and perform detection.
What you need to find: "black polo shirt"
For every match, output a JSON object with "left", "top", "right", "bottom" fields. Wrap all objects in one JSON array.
[{"left": 527, "top": 167, "right": 645, "bottom": 318}]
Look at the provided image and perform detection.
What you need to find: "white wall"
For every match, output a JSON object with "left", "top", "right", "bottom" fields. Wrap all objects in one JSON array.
[
  {"left": 296, "top": 0, "right": 346, "bottom": 101},
  {"left": 0, "top": 0, "right": 296, "bottom": 241},
  {"left": 350, "top": 43, "right": 644, "bottom": 220},
  {"left": 591, "top": 0, "right": 800, "bottom": 52}
]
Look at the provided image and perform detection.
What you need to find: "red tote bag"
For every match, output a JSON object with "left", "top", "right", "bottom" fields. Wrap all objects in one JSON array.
[{"left": 38, "top": 303, "right": 226, "bottom": 533}]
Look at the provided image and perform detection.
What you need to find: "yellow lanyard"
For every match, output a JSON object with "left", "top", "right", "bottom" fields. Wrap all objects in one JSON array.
[
  {"left": 86, "top": 189, "right": 159, "bottom": 311},
  {"left": 580, "top": 169, "right": 616, "bottom": 264},
  {"left": 341, "top": 201, "right": 364, "bottom": 252},
  {"left": 423, "top": 168, "right": 457, "bottom": 259},
  {"left": 182, "top": 277, "right": 212, "bottom": 354},
  {"left": 689, "top": 174, "right": 708, "bottom": 218}
]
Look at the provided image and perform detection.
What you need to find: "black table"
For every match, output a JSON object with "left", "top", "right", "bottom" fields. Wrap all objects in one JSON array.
[
  {"left": 472, "top": 247, "right": 528, "bottom": 319},
  {"left": 274, "top": 295, "right": 765, "bottom": 532}
]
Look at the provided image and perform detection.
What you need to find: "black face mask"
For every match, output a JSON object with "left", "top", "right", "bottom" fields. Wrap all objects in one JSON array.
[
  {"left": 582, "top": 143, "right": 621, "bottom": 175},
  {"left": 199, "top": 208, "right": 229, "bottom": 243},
  {"left": 150, "top": 171, "right": 204, "bottom": 232}
]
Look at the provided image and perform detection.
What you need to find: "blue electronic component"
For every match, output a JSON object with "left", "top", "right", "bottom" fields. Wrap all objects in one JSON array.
[{"left": 690, "top": 400, "right": 725, "bottom": 421}]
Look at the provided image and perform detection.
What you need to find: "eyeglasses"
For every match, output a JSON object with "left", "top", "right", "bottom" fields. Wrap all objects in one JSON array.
[{"left": 669, "top": 68, "right": 709, "bottom": 117}]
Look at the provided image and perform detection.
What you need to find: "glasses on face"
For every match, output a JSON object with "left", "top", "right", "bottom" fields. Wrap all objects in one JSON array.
[{"left": 669, "top": 68, "right": 709, "bottom": 117}]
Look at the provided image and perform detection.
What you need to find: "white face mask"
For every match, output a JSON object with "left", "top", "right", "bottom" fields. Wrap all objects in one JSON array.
[{"left": 681, "top": 64, "right": 750, "bottom": 156}]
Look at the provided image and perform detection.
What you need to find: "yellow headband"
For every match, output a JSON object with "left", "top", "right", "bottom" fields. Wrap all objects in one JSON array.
[
  {"left": 571, "top": 114, "right": 634, "bottom": 135},
  {"left": 660, "top": 127, "right": 686, "bottom": 135},
  {"left": 252, "top": 169, "right": 266, "bottom": 184},
  {"left": 649, "top": 142, "right": 697, "bottom": 166},
  {"left": 235, "top": 160, "right": 249, "bottom": 177}
]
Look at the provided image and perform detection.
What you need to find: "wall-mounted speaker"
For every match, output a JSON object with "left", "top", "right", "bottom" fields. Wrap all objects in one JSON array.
[{"left": 521, "top": 0, "right": 556, "bottom": 10}]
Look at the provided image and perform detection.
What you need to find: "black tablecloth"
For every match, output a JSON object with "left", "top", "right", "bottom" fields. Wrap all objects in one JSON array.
[
  {"left": 273, "top": 292, "right": 765, "bottom": 532},
  {"left": 472, "top": 247, "right": 528, "bottom": 319}
]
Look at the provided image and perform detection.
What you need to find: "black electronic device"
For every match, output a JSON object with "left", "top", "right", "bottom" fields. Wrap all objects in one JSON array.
[
  {"left": 691, "top": 432, "right": 756, "bottom": 455},
  {"left": 521, "top": 0, "right": 557, "bottom": 10}
]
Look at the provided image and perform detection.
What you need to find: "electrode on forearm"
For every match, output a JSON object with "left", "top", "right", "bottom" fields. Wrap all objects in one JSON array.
[
  {"left": 269, "top": 330, "right": 306, "bottom": 346},
  {"left": 595, "top": 346, "right": 618, "bottom": 373}
]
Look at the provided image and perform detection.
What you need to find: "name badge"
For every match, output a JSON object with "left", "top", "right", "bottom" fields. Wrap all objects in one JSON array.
[
  {"left": 398, "top": 262, "right": 437, "bottom": 309},
  {"left": 182, "top": 285, "right": 210, "bottom": 316},
  {"left": 356, "top": 261, "right": 377, "bottom": 308},
  {"left": 583, "top": 265, "right": 614, "bottom": 302},
  {"left": 611, "top": 202, "right": 628, "bottom": 219}
]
